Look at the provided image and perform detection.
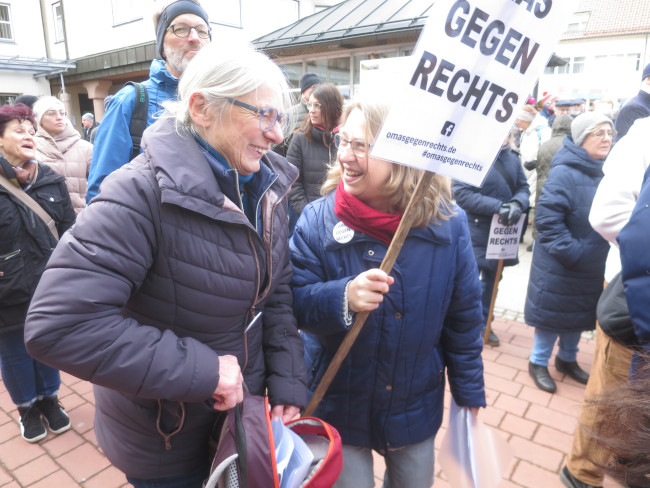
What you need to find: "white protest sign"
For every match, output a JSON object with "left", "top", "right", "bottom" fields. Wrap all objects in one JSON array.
[
  {"left": 371, "top": 0, "right": 575, "bottom": 187},
  {"left": 485, "top": 213, "right": 525, "bottom": 260}
]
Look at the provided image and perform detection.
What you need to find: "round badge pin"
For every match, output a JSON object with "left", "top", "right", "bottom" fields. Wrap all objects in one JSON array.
[{"left": 333, "top": 221, "right": 354, "bottom": 243}]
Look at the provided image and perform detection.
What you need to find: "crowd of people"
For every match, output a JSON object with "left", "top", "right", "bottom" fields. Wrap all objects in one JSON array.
[{"left": 2, "top": 0, "right": 650, "bottom": 487}]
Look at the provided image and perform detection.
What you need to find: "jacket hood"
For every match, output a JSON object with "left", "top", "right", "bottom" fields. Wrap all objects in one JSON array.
[
  {"left": 550, "top": 114, "right": 572, "bottom": 138},
  {"left": 36, "top": 123, "right": 82, "bottom": 157},
  {"left": 552, "top": 135, "right": 605, "bottom": 178}
]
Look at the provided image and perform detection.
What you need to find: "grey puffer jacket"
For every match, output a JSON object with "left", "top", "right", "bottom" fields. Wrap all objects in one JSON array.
[{"left": 25, "top": 116, "right": 307, "bottom": 479}]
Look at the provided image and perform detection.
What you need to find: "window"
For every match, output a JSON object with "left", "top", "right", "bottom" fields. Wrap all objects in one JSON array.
[
  {"left": 572, "top": 56, "right": 585, "bottom": 74},
  {"left": 53, "top": 2, "right": 64, "bottom": 43},
  {"left": 205, "top": 0, "right": 241, "bottom": 28},
  {"left": 0, "top": 94, "right": 16, "bottom": 105},
  {"left": 0, "top": 4, "right": 13, "bottom": 41},
  {"left": 628, "top": 53, "right": 641, "bottom": 72},
  {"left": 111, "top": 0, "right": 142, "bottom": 26},
  {"left": 566, "top": 13, "right": 589, "bottom": 32}
]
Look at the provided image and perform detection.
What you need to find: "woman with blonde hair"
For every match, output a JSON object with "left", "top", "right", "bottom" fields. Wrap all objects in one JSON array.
[
  {"left": 32, "top": 96, "right": 92, "bottom": 214},
  {"left": 290, "top": 97, "right": 486, "bottom": 487}
]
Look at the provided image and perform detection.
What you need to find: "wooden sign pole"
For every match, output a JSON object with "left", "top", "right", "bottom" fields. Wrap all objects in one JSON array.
[
  {"left": 482, "top": 258, "right": 504, "bottom": 345},
  {"left": 303, "top": 171, "right": 437, "bottom": 417}
]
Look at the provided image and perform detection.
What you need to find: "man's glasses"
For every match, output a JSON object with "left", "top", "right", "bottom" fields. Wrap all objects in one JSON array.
[
  {"left": 307, "top": 102, "right": 322, "bottom": 111},
  {"left": 334, "top": 134, "right": 374, "bottom": 159},
  {"left": 226, "top": 98, "right": 286, "bottom": 132},
  {"left": 167, "top": 23, "right": 211, "bottom": 39},
  {"left": 591, "top": 129, "right": 617, "bottom": 140},
  {"left": 43, "top": 110, "right": 67, "bottom": 118}
]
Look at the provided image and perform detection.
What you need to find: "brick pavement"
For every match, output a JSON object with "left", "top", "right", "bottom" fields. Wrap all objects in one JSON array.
[{"left": 0, "top": 315, "right": 621, "bottom": 488}]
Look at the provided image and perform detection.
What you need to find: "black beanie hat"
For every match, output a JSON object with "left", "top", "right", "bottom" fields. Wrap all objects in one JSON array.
[
  {"left": 300, "top": 73, "right": 322, "bottom": 94},
  {"left": 155, "top": 1, "right": 210, "bottom": 60}
]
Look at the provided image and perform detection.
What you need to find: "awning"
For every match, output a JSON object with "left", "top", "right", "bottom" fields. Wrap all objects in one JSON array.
[{"left": 0, "top": 55, "right": 76, "bottom": 78}]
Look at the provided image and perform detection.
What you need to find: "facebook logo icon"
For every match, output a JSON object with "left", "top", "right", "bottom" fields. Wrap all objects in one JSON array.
[{"left": 441, "top": 122, "right": 455, "bottom": 137}]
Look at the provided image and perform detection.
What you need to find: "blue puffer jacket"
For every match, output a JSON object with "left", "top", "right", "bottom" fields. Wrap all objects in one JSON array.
[
  {"left": 453, "top": 146, "right": 530, "bottom": 271},
  {"left": 619, "top": 165, "right": 650, "bottom": 354},
  {"left": 87, "top": 59, "right": 178, "bottom": 202},
  {"left": 290, "top": 192, "right": 486, "bottom": 452},
  {"left": 525, "top": 135, "right": 609, "bottom": 333}
]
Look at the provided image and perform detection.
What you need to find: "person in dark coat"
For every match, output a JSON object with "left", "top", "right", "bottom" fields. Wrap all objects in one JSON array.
[
  {"left": 619, "top": 164, "right": 650, "bottom": 367},
  {"left": 534, "top": 114, "right": 573, "bottom": 212},
  {"left": 287, "top": 82, "right": 342, "bottom": 231},
  {"left": 24, "top": 43, "right": 307, "bottom": 487},
  {"left": 0, "top": 103, "right": 75, "bottom": 443},
  {"left": 290, "top": 98, "right": 485, "bottom": 487},
  {"left": 614, "top": 62, "right": 650, "bottom": 141},
  {"left": 525, "top": 111, "right": 614, "bottom": 393},
  {"left": 453, "top": 141, "right": 530, "bottom": 346}
]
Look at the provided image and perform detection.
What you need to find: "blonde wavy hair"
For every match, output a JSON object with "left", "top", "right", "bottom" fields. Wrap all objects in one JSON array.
[{"left": 320, "top": 97, "right": 454, "bottom": 228}]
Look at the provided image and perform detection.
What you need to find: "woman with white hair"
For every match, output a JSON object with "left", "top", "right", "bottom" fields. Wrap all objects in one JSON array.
[
  {"left": 24, "top": 42, "right": 307, "bottom": 487},
  {"left": 32, "top": 96, "right": 92, "bottom": 214}
]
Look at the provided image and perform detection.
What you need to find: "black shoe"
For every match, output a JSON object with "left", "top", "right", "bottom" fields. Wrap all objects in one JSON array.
[
  {"left": 482, "top": 328, "right": 500, "bottom": 346},
  {"left": 36, "top": 396, "right": 71, "bottom": 434},
  {"left": 560, "top": 466, "right": 602, "bottom": 488},
  {"left": 18, "top": 404, "right": 47, "bottom": 443},
  {"left": 555, "top": 357, "right": 589, "bottom": 385},
  {"left": 529, "top": 362, "right": 557, "bottom": 393}
]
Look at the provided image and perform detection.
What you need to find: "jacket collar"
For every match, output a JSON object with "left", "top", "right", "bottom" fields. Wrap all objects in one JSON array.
[
  {"left": 149, "top": 59, "right": 178, "bottom": 87},
  {"left": 140, "top": 116, "right": 296, "bottom": 220},
  {"left": 321, "top": 191, "right": 453, "bottom": 251}
]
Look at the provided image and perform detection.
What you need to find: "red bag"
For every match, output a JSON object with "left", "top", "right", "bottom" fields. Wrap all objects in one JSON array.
[{"left": 205, "top": 394, "right": 342, "bottom": 488}]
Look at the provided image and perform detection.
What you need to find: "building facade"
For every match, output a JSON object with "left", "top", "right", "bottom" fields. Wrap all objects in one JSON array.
[{"left": 1, "top": 0, "right": 649, "bottom": 133}]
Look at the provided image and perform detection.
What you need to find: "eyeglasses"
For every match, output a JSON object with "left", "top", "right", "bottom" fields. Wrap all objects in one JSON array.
[
  {"left": 226, "top": 98, "right": 286, "bottom": 132},
  {"left": 591, "top": 129, "right": 617, "bottom": 140},
  {"left": 167, "top": 23, "right": 211, "bottom": 39},
  {"left": 334, "top": 134, "right": 374, "bottom": 158},
  {"left": 43, "top": 110, "right": 67, "bottom": 118},
  {"left": 307, "top": 102, "right": 322, "bottom": 111}
]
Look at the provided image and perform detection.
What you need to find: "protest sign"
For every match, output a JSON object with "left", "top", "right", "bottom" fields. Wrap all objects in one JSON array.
[
  {"left": 371, "top": 0, "right": 575, "bottom": 187},
  {"left": 485, "top": 213, "right": 526, "bottom": 260}
]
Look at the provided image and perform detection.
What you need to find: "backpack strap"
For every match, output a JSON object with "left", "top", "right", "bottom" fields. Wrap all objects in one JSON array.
[{"left": 124, "top": 81, "right": 148, "bottom": 160}]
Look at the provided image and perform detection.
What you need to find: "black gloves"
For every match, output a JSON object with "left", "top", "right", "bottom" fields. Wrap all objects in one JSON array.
[
  {"left": 523, "top": 160, "right": 537, "bottom": 171},
  {"left": 498, "top": 201, "right": 522, "bottom": 226}
]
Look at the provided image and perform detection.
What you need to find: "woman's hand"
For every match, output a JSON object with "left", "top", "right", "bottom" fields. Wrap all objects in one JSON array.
[
  {"left": 271, "top": 404, "right": 301, "bottom": 423},
  {"left": 212, "top": 355, "right": 244, "bottom": 411},
  {"left": 347, "top": 269, "right": 395, "bottom": 313}
]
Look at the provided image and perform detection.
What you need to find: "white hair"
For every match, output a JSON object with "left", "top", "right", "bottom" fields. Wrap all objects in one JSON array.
[
  {"left": 32, "top": 96, "right": 65, "bottom": 125},
  {"left": 164, "top": 42, "right": 295, "bottom": 138}
]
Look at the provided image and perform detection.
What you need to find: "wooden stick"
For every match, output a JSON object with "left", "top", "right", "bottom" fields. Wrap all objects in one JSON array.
[
  {"left": 303, "top": 171, "right": 437, "bottom": 417},
  {"left": 483, "top": 258, "right": 504, "bottom": 344}
]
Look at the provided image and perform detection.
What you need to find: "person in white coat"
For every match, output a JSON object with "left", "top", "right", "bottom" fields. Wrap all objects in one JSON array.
[{"left": 32, "top": 96, "right": 92, "bottom": 214}]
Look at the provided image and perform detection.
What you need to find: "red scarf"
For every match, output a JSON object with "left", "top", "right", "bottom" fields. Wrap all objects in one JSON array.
[{"left": 334, "top": 179, "right": 402, "bottom": 245}]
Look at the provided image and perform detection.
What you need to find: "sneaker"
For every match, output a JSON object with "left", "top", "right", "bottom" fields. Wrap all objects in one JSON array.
[
  {"left": 36, "top": 396, "right": 71, "bottom": 434},
  {"left": 18, "top": 404, "right": 47, "bottom": 443}
]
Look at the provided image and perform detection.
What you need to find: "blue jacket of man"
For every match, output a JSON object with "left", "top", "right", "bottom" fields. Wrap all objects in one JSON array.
[
  {"left": 290, "top": 192, "right": 486, "bottom": 452},
  {"left": 86, "top": 59, "right": 178, "bottom": 202},
  {"left": 615, "top": 90, "right": 650, "bottom": 141},
  {"left": 452, "top": 146, "right": 530, "bottom": 272},
  {"left": 525, "top": 135, "right": 609, "bottom": 333},
  {"left": 619, "top": 165, "right": 650, "bottom": 359}
]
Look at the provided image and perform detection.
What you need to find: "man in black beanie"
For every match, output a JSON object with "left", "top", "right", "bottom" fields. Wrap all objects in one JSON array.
[
  {"left": 614, "top": 62, "right": 650, "bottom": 141},
  {"left": 87, "top": 0, "right": 211, "bottom": 203}
]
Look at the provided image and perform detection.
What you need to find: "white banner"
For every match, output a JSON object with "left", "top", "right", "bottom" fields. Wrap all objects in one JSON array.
[
  {"left": 371, "top": 0, "right": 575, "bottom": 187},
  {"left": 485, "top": 213, "right": 525, "bottom": 260}
]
